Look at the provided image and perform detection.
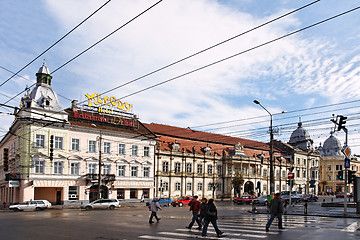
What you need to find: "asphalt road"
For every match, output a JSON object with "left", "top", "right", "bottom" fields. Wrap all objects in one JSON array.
[{"left": 0, "top": 201, "right": 359, "bottom": 240}]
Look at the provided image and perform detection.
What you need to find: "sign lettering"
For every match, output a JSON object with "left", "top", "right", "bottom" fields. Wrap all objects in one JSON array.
[{"left": 85, "top": 93, "right": 133, "bottom": 112}]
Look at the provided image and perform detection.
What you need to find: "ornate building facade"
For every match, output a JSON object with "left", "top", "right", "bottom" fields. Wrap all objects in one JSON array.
[{"left": 0, "top": 62, "right": 156, "bottom": 205}]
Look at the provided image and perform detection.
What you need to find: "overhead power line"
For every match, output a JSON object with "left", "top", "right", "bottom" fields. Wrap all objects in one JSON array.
[
  {"left": 117, "top": 6, "right": 360, "bottom": 100},
  {"left": 0, "top": 0, "right": 112, "bottom": 89}
]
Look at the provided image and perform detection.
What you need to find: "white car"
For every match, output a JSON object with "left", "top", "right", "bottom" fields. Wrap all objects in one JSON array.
[
  {"left": 81, "top": 199, "right": 121, "bottom": 210},
  {"left": 9, "top": 200, "right": 51, "bottom": 211}
]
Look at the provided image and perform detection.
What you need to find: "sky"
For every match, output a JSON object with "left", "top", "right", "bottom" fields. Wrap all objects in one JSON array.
[{"left": 1, "top": 0, "right": 360, "bottom": 156}]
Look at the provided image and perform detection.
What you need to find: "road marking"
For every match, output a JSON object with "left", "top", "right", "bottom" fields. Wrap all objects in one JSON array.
[
  {"left": 158, "top": 231, "right": 243, "bottom": 240},
  {"left": 139, "top": 235, "right": 186, "bottom": 240},
  {"left": 341, "top": 221, "right": 360, "bottom": 232},
  {"left": 177, "top": 228, "right": 270, "bottom": 238}
]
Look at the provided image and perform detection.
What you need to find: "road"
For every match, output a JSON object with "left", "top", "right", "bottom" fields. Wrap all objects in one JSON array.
[{"left": 0, "top": 201, "right": 359, "bottom": 240}]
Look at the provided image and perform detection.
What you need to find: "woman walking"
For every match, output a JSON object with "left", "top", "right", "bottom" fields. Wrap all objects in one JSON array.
[{"left": 201, "top": 199, "right": 223, "bottom": 237}]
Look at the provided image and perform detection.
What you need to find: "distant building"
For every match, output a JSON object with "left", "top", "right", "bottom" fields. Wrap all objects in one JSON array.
[
  {"left": 0, "top": 62, "right": 156, "bottom": 205},
  {"left": 318, "top": 133, "right": 360, "bottom": 194}
]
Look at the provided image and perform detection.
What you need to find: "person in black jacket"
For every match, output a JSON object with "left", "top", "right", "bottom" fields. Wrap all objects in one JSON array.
[
  {"left": 198, "top": 198, "right": 207, "bottom": 225},
  {"left": 266, "top": 193, "right": 285, "bottom": 231},
  {"left": 201, "top": 199, "right": 223, "bottom": 237}
]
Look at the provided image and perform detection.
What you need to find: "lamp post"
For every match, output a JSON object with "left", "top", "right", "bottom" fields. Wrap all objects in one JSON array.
[{"left": 254, "top": 100, "right": 274, "bottom": 194}]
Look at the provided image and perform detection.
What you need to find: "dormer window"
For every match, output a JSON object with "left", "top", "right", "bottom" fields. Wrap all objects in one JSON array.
[{"left": 46, "top": 100, "right": 50, "bottom": 106}]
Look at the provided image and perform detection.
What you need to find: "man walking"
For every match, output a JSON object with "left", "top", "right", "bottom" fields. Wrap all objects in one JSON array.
[
  {"left": 266, "top": 193, "right": 285, "bottom": 231},
  {"left": 149, "top": 198, "right": 162, "bottom": 224},
  {"left": 186, "top": 196, "right": 202, "bottom": 230}
]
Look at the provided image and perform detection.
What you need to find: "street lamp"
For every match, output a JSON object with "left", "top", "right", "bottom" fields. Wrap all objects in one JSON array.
[
  {"left": 253, "top": 100, "right": 274, "bottom": 194},
  {"left": 92, "top": 123, "right": 102, "bottom": 199}
]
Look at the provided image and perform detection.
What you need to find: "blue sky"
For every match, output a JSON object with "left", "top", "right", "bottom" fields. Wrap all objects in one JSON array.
[{"left": 1, "top": 0, "right": 360, "bottom": 155}]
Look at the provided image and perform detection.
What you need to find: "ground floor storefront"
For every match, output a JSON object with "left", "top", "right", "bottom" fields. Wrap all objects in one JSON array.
[{"left": 0, "top": 178, "right": 154, "bottom": 205}]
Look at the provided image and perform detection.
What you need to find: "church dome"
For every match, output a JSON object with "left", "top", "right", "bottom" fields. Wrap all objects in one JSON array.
[
  {"left": 288, "top": 122, "right": 313, "bottom": 151},
  {"left": 321, "top": 134, "right": 342, "bottom": 156}
]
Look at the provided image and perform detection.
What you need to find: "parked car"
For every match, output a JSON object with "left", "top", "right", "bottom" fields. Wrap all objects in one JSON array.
[
  {"left": 157, "top": 198, "right": 173, "bottom": 207},
  {"left": 171, "top": 196, "right": 194, "bottom": 207},
  {"left": 81, "top": 199, "right": 121, "bottom": 210},
  {"left": 335, "top": 192, "right": 352, "bottom": 198},
  {"left": 233, "top": 195, "right": 257, "bottom": 205},
  {"left": 9, "top": 200, "right": 51, "bottom": 211},
  {"left": 303, "top": 194, "right": 318, "bottom": 202},
  {"left": 281, "top": 194, "right": 301, "bottom": 204},
  {"left": 253, "top": 195, "right": 268, "bottom": 205}
]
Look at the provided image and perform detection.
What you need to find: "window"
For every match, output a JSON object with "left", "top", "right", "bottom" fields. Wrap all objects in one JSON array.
[
  {"left": 208, "top": 165, "right": 213, "bottom": 174},
  {"left": 174, "top": 163, "right": 181, "bottom": 173},
  {"left": 186, "top": 182, "right": 192, "bottom": 191},
  {"left": 131, "top": 145, "right": 138, "bottom": 156},
  {"left": 131, "top": 166, "right": 138, "bottom": 177},
  {"left": 162, "top": 162, "right": 169, "bottom": 172},
  {"left": 53, "top": 162, "right": 63, "bottom": 174},
  {"left": 163, "top": 182, "right": 169, "bottom": 191},
  {"left": 327, "top": 165, "right": 331, "bottom": 171},
  {"left": 303, "top": 159, "right": 306, "bottom": 166},
  {"left": 34, "top": 160, "right": 44, "bottom": 173},
  {"left": 249, "top": 166, "right": 253, "bottom": 175},
  {"left": 303, "top": 170, "right": 306, "bottom": 178},
  {"left": 35, "top": 134, "right": 45, "bottom": 148},
  {"left": 144, "top": 146, "right": 150, "bottom": 157},
  {"left": 118, "top": 144, "right": 125, "bottom": 155},
  {"left": 208, "top": 183, "right": 213, "bottom": 191},
  {"left": 282, "top": 170, "right": 286, "bottom": 178},
  {"left": 103, "top": 142, "right": 110, "bottom": 154},
  {"left": 68, "top": 186, "right": 78, "bottom": 200},
  {"left": 263, "top": 185, "right": 267, "bottom": 191},
  {"left": 297, "top": 169, "right": 300, "bottom": 178},
  {"left": 70, "top": 162, "right": 79, "bottom": 175},
  {"left": 197, "top": 183, "right": 203, "bottom": 191},
  {"left": 88, "top": 163, "right": 97, "bottom": 174},
  {"left": 89, "top": 140, "right": 96, "bottom": 153},
  {"left": 235, "top": 166, "right": 239, "bottom": 173},
  {"left": 263, "top": 169, "right": 267, "bottom": 177},
  {"left": 276, "top": 170, "right": 280, "bottom": 177},
  {"left": 227, "top": 165, "right": 232, "bottom": 175},
  {"left": 217, "top": 165, "right": 222, "bottom": 175},
  {"left": 327, "top": 175, "right": 331, "bottom": 181},
  {"left": 175, "top": 182, "right": 181, "bottom": 191},
  {"left": 102, "top": 165, "right": 111, "bottom": 174},
  {"left": 143, "top": 167, "right": 150, "bottom": 177},
  {"left": 71, "top": 139, "right": 79, "bottom": 151},
  {"left": 217, "top": 183, "right": 222, "bottom": 191},
  {"left": 197, "top": 164, "right": 203, "bottom": 174},
  {"left": 54, "top": 136, "right": 63, "bottom": 149},
  {"left": 186, "top": 163, "right": 192, "bottom": 173},
  {"left": 117, "top": 165, "right": 125, "bottom": 176}
]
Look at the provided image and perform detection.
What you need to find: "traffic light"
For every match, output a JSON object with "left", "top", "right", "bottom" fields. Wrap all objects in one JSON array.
[
  {"left": 287, "top": 179, "right": 293, "bottom": 187},
  {"left": 3, "top": 148, "right": 9, "bottom": 171},
  {"left": 348, "top": 170, "right": 356, "bottom": 184},
  {"left": 337, "top": 170, "right": 343, "bottom": 180},
  {"left": 337, "top": 115, "right": 347, "bottom": 131},
  {"left": 49, "top": 135, "right": 54, "bottom": 161}
]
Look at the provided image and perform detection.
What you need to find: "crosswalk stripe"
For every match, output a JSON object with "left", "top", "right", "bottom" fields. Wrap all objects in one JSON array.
[
  {"left": 176, "top": 228, "right": 274, "bottom": 237},
  {"left": 341, "top": 221, "right": 360, "bottom": 232},
  {"left": 139, "top": 235, "right": 186, "bottom": 240},
  {"left": 157, "top": 231, "right": 243, "bottom": 240}
]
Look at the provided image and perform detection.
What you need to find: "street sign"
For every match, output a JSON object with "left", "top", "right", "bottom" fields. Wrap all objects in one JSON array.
[
  {"left": 344, "top": 157, "right": 350, "bottom": 169},
  {"left": 288, "top": 172, "right": 294, "bottom": 179},
  {"left": 343, "top": 146, "right": 351, "bottom": 158}
]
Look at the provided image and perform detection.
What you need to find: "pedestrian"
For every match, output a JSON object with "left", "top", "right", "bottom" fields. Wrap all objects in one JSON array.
[
  {"left": 2, "top": 201, "right": 6, "bottom": 209},
  {"left": 199, "top": 198, "right": 207, "bottom": 225},
  {"left": 202, "top": 199, "right": 223, "bottom": 237},
  {"left": 149, "top": 198, "right": 162, "bottom": 224},
  {"left": 266, "top": 193, "right": 285, "bottom": 231},
  {"left": 186, "top": 196, "right": 202, "bottom": 230}
]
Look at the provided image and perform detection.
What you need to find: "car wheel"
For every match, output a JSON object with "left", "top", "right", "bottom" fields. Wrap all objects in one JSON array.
[
  {"left": 36, "top": 207, "right": 42, "bottom": 211},
  {"left": 109, "top": 205, "right": 115, "bottom": 210},
  {"left": 12, "top": 208, "right": 19, "bottom": 212},
  {"left": 179, "top": 203, "right": 183, "bottom": 207},
  {"left": 85, "top": 206, "right": 92, "bottom": 211}
]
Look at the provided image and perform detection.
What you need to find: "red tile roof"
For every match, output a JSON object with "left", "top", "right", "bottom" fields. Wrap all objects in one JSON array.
[{"left": 144, "top": 123, "right": 278, "bottom": 159}]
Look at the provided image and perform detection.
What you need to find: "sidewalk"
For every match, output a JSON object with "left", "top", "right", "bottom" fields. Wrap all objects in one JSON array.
[{"left": 250, "top": 202, "right": 360, "bottom": 218}]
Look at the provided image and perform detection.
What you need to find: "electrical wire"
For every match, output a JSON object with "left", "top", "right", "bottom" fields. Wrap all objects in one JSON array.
[{"left": 0, "top": 0, "right": 112, "bottom": 89}]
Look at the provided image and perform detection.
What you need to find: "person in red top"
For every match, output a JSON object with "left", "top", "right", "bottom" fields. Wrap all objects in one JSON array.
[{"left": 186, "top": 196, "right": 202, "bottom": 230}]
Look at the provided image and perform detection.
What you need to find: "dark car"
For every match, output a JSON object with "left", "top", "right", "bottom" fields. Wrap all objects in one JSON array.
[{"left": 303, "top": 194, "right": 318, "bottom": 202}]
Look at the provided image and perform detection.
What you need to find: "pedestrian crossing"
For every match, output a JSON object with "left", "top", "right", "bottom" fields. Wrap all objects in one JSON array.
[{"left": 138, "top": 215, "right": 337, "bottom": 239}]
